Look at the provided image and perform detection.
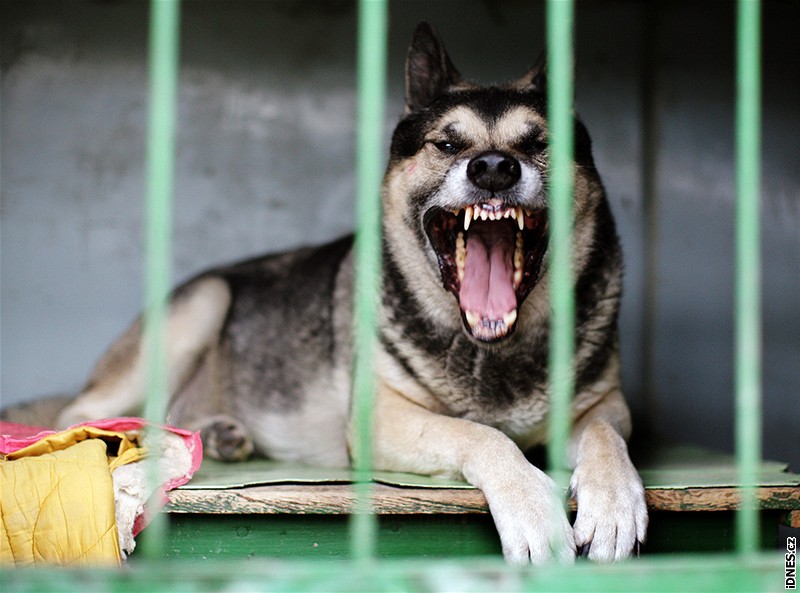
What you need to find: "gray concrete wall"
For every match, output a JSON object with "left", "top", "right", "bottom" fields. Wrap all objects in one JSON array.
[{"left": 2, "top": 0, "right": 798, "bottom": 469}]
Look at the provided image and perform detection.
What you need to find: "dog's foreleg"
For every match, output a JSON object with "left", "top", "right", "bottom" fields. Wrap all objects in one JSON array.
[
  {"left": 365, "top": 384, "right": 576, "bottom": 566},
  {"left": 57, "top": 276, "right": 231, "bottom": 428},
  {"left": 567, "top": 364, "right": 648, "bottom": 562}
]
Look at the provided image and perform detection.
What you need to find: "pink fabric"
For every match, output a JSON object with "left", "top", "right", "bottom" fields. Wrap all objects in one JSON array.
[
  {"left": 0, "top": 417, "right": 203, "bottom": 492},
  {"left": 1, "top": 417, "right": 204, "bottom": 538},
  {"left": 0, "top": 421, "right": 54, "bottom": 446}
]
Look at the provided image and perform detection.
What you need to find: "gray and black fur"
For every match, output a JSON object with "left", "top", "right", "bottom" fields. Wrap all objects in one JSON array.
[{"left": 10, "top": 22, "right": 647, "bottom": 565}]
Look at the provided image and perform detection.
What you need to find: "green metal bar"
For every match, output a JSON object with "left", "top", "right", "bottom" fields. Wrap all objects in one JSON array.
[
  {"left": 735, "top": 0, "right": 762, "bottom": 555},
  {"left": 139, "top": 0, "right": 181, "bottom": 558},
  {"left": 546, "top": 0, "right": 575, "bottom": 492},
  {"left": 349, "top": 0, "right": 388, "bottom": 563},
  {"left": 2, "top": 554, "right": 786, "bottom": 593}
]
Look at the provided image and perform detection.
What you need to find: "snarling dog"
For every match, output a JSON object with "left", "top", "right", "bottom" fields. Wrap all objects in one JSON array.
[{"left": 55, "top": 23, "right": 647, "bottom": 564}]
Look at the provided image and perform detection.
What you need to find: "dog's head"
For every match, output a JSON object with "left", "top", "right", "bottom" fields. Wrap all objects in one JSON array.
[{"left": 383, "top": 23, "right": 603, "bottom": 344}]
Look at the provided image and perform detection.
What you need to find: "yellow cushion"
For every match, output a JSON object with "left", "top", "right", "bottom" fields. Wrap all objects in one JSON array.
[{"left": 1, "top": 438, "right": 121, "bottom": 567}]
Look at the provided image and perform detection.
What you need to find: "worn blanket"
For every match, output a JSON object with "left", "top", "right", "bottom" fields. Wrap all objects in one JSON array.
[{"left": 0, "top": 419, "right": 202, "bottom": 567}]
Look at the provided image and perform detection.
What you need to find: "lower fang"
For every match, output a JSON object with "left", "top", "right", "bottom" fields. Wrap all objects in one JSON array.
[
  {"left": 456, "top": 231, "right": 466, "bottom": 281},
  {"left": 503, "top": 309, "right": 517, "bottom": 328},
  {"left": 513, "top": 231, "right": 524, "bottom": 288},
  {"left": 513, "top": 268, "right": 523, "bottom": 289}
]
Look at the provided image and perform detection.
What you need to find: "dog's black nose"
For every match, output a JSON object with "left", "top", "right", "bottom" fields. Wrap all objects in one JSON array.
[{"left": 466, "top": 151, "right": 521, "bottom": 192}]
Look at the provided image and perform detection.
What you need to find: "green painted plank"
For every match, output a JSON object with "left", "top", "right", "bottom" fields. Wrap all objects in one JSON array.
[
  {"left": 162, "top": 515, "right": 502, "bottom": 560},
  {"left": 637, "top": 468, "right": 797, "bottom": 490},
  {"left": 179, "top": 459, "right": 473, "bottom": 490},
  {"left": 158, "top": 510, "right": 782, "bottom": 560},
  {"left": 178, "top": 447, "right": 800, "bottom": 492},
  {"left": 636, "top": 445, "right": 797, "bottom": 489}
]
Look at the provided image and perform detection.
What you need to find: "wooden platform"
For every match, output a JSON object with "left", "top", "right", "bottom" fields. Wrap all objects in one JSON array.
[{"left": 162, "top": 446, "right": 800, "bottom": 559}]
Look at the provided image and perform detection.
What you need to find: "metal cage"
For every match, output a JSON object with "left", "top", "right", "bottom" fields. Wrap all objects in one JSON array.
[{"left": 2, "top": 0, "right": 789, "bottom": 591}]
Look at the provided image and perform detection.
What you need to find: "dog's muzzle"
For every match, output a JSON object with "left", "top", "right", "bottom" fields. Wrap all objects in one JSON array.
[{"left": 424, "top": 151, "right": 548, "bottom": 343}]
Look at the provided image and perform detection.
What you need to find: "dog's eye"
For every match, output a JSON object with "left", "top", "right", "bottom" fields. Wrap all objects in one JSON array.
[
  {"left": 432, "top": 140, "right": 465, "bottom": 155},
  {"left": 516, "top": 139, "right": 547, "bottom": 155},
  {"left": 516, "top": 136, "right": 548, "bottom": 156}
]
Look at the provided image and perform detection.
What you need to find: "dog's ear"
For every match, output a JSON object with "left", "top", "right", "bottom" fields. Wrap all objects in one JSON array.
[
  {"left": 513, "top": 51, "right": 547, "bottom": 94},
  {"left": 405, "top": 22, "right": 462, "bottom": 113}
]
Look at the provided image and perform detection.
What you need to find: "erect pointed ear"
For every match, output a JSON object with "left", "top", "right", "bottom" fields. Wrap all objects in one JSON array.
[
  {"left": 513, "top": 51, "right": 547, "bottom": 94},
  {"left": 405, "top": 22, "right": 462, "bottom": 113}
]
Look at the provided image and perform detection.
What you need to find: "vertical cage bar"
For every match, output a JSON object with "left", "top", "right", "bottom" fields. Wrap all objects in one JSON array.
[
  {"left": 735, "top": 0, "right": 762, "bottom": 555},
  {"left": 350, "top": 0, "right": 388, "bottom": 562},
  {"left": 139, "top": 0, "right": 181, "bottom": 558},
  {"left": 640, "top": 2, "right": 661, "bottom": 438},
  {"left": 546, "top": 0, "right": 575, "bottom": 492}
]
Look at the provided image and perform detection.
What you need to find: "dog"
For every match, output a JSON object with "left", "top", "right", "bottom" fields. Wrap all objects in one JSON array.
[{"left": 41, "top": 22, "right": 647, "bottom": 564}]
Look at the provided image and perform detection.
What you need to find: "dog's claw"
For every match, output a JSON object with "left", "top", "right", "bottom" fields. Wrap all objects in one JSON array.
[
  {"left": 635, "top": 540, "right": 643, "bottom": 558},
  {"left": 578, "top": 543, "right": 591, "bottom": 558}
]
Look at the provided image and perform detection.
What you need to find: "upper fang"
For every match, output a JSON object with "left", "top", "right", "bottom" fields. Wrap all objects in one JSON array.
[{"left": 458, "top": 204, "right": 528, "bottom": 231}]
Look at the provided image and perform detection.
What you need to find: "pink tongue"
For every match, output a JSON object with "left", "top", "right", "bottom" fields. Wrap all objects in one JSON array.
[{"left": 458, "top": 223, "right": 516, "bottom": 319}]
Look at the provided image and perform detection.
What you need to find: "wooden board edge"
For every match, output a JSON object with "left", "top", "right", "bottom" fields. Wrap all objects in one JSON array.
[{"left": 165, "top": 483, "right": 800, "bottom": 515}]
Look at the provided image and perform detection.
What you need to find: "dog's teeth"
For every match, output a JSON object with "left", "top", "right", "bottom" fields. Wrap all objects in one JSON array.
[
  {"left": 456, "top": 231, "right": 466, "bottom": 281},
  {"left": 516, "top": 207, "right": 524, "bottom": 230},
  {"left": 480, "top": 210, "right": 488, "bottom": 221},
  {"left": 503, "top": 309, "right": 518, "bottom": 328},
  {"left": 504, "top": 209, "right": 512, "bottom": 220},
  {"left": 464, "top": 206, "right": 473, "bottom": 231},
  {"left": 473, "top": 207, "right": 481, "bottom": 221},
  {"left": 514, "top": 231, "right": 524, "bottom": 289},
  {"left": 515, "top": 231, "right": 524, "bottom": 255},
  {"left": 465, "top": 310, "right": 479, "bottom": 328}
]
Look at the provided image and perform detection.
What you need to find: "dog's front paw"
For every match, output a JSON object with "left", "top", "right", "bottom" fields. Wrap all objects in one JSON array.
[
  {"left": 570, "top": 454, "right": 648, "bottom": 562},
  {"left": 486, "top": 466, "right": 576, "bottom": 566}
]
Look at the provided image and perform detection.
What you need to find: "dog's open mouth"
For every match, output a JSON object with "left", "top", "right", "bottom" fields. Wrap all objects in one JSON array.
[{"left": 424, "top": 200, "right": 548, "bottom": 342}]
